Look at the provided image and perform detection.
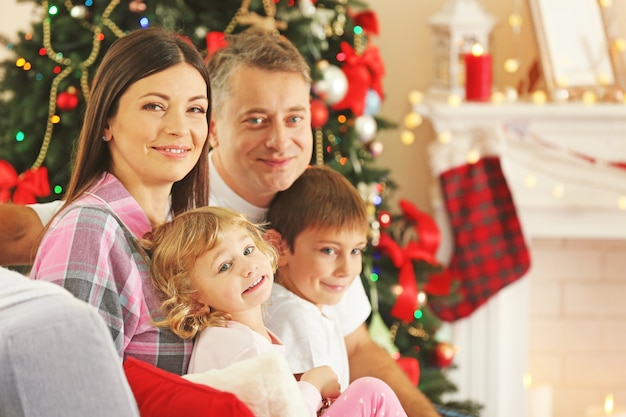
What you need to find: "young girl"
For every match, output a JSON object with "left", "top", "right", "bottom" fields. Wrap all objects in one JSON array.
[{"left": 146, "top": 206, "right": 407, "bottom": 417}]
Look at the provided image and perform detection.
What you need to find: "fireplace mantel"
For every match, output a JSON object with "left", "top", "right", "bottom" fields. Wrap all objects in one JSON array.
[{"left": 415, "top": 98, "right": 626, "bottom": 240}]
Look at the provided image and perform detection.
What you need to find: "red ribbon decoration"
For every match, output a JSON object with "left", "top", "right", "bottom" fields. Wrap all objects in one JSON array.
[
  {"left": 0, "top": 160, "right": 50, "bottom": 204},
  {"left": 0, "top": 160, "right": 18, "bottom": 203},
  {"left": 205, "top": 31, "right": 228, "bottom": 56},
  {"left": 331, "top": 41, "right": 385, "bottom": 116},
  {"left": 351, "top": 10, "right": 380, "bottom": 35},
  {"left": 376, "top": 199, "right": 452, "bottom": 322},
  {"left": 13, "top": 166, "right": 51, "bottom": 204}
]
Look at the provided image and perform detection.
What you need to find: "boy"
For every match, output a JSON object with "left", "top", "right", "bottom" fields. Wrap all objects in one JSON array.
[{"left": 264, "top": 165, "right": 369, "bottom": 392}]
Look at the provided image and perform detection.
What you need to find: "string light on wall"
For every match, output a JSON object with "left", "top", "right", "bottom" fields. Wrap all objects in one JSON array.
[
  {"left": 599, "top": 0, "right": 626, "bottom": 93},
  {"left": 502, "top": 0, "right": 523, "bottom": 101}
]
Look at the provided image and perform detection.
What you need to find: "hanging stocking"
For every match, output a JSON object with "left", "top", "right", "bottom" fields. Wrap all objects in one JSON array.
[{"left": 429, "top": 156, "right": 531, "bottom": 321}]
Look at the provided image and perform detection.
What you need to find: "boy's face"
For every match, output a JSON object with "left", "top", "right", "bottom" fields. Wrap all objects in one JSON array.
[
  {"left": 191, "top": 226, "right": 274, "bottom": 321},
  {"left": 278, "top": 227, "right": 367, "bottom": 307}
]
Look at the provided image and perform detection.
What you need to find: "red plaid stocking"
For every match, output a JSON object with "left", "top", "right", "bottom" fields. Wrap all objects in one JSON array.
[{"left": 429, "top": 156, "right": 531, "bottom": 321}]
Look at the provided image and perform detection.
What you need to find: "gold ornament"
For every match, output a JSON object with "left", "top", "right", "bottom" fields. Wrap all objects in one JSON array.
[{"left": 224, "top": 0, "right": 287, "bottom": 36}]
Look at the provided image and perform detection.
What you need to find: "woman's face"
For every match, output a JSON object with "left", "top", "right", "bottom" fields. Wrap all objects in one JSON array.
[{"left": 105, "top": 62, "right": 209, "bottom": 192}]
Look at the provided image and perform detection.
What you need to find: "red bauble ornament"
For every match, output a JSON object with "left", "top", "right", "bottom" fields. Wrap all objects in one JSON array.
[
  {"left": 378, "top": 210, "right": 392, "bottom": 228},
  {"left": 310, "top": 99, "right": 329, "bottom": 128},
  {"left": 56, "top": 90, "right": 79, "bottom": 111},
  {"left": 434, "top": 342, "right": 455, "bottom": 368}
]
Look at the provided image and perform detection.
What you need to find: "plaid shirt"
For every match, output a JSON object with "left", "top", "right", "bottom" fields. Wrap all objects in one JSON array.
[{"left": 31, "top": 173, "right": 191, "bottom": 375}]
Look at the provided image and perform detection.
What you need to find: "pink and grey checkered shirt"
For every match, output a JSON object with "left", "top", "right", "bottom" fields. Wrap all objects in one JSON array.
[{"left": 31, "top": 173, "right": 192, "bottom": 375}]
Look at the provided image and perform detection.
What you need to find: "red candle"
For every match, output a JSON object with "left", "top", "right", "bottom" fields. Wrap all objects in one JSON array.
[{"left": 464, "top": 45, "right": 492, "bottom": 102}]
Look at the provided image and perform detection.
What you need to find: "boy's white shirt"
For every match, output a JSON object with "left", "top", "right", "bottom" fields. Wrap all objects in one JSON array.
[{"left": 264, "top": 283, "right": 352, "bottom": 392}]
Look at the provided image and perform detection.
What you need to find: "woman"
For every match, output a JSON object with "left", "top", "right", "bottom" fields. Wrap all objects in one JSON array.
[{"left": 30, "top": 26, "right": 210, "bottom": 375}]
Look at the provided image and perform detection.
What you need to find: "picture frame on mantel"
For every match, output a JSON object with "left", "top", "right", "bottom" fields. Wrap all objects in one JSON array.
[{"left": 528, "top": 0, "right": 623, "bottom": 101}]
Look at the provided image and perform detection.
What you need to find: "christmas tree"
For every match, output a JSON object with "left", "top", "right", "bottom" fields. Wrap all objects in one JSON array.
[{"left": 0, "top": 0, "right": 480, "bottom": 413}]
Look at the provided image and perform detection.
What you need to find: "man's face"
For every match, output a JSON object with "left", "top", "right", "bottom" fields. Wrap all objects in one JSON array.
[{"left": 210, "top": 66, "right": 312, "bottom": 208}]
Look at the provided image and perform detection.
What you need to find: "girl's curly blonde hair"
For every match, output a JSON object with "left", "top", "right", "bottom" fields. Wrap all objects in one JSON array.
[{"left": 142, "top": 206, "right": 278, "bottom": 339}]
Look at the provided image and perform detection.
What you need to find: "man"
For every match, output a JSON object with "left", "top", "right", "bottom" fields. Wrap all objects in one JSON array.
[{"left": 0, "top": 29, "right": 440, "bottom": 417}]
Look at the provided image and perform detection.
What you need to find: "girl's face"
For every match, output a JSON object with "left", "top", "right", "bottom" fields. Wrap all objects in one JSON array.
[
  {"left": 191, "top": 226, "right": 274, "bottom": 322},
  {"left": 105, "top": 62, "right": 209, "bottom": 192},
  {"left": 278, "top": 227, "right": 367, "bottom": 308}
]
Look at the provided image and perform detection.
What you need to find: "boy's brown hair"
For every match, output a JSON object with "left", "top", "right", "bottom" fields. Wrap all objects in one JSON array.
[{"left": 267, "top": 165, "right": 369, "bottom": 250}]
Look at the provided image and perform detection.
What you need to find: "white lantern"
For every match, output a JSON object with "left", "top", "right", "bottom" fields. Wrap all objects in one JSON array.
[{"left": 428, "top": 0, "right": 496, "bottom": 97}]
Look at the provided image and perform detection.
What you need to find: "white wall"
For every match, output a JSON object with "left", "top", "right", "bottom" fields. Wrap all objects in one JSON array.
[{"left": 0, "top": 2, "right": 40, "bottom": 61}]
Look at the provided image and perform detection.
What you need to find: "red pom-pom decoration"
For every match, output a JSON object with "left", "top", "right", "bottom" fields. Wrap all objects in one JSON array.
[
  {"left": 310, "top": 99, "right": 329, "bottom": 129},
  {"left": 56, "top": 90, "right": 79, "bottom": 111}
]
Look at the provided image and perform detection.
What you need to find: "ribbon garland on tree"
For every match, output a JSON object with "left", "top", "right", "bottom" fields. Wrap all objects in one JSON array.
[{"left": 376, "top": 199, "right": 452, "bottom": 323}]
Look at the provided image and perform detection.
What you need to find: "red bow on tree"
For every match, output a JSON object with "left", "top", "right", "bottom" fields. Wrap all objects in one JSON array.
[
  {"left": 331, "top": 41, "right": 385, "bottom": 116},
  {"left": 0, "top": 160, "right": 50, "bottom": 204},
  {"left": 376, "top": 199, "right": 452, "bottom": 323},
  {"left": 351, "top": 10, "right": 380, "bottom": 35},
  {"left": 206, "top": 31, "right": 228, "bottom": 56}
]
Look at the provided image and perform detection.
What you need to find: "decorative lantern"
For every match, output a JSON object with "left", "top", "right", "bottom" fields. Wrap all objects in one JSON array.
[{"left": 428, "top": 0, "right": 496, "bottom": 97}]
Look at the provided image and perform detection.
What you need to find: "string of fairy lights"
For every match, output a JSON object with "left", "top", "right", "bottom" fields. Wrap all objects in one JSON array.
[
  {"left": 6, "top": 0, "right": 157, "bottom": 193},
  {"left": 12, "top": 0, "right": 129, "bottom": 174}
]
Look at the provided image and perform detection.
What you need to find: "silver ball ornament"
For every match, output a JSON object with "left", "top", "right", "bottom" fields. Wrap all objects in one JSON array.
[
  {"left": 312, "top": 64, "right": 348, "bottom": 105},
  {"left": 354, "top": 115, "right": 378, "bottom": 142}
]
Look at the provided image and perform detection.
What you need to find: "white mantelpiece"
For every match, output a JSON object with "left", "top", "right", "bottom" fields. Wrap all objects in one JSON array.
[
  {"left": 417, "top": 99, "right": 626, "bottom": 240},
  {"left": 416, "top": 97, "right": 626, "bottom": 417}
]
